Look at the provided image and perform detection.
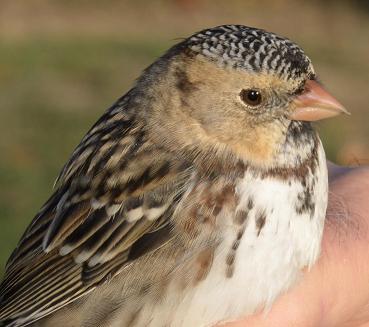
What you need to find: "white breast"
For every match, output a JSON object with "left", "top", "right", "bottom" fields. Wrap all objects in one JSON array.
[{"left": 112, "top": 143, "right": 328, "bottom": 327}]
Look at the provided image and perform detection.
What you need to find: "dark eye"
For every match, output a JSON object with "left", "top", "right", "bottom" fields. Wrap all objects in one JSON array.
[{"left": 240, "top": 89, "right": 262, "bottom": 106}]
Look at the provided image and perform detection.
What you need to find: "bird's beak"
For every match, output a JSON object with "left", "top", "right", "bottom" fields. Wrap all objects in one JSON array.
[{"left": 290, "top": 80, "right": 349, "bottom": 121}]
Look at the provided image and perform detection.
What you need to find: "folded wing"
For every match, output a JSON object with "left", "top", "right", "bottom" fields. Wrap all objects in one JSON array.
[{"left": 0, "top": 100, "right": 191, "bottom": 327}]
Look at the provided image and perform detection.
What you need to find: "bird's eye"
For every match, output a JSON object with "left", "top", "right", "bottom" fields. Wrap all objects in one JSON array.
[{"left": 240, "top": 89, "right": 262, "bottom": 106}]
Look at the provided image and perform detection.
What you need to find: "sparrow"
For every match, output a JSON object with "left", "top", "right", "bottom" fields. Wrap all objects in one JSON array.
[{"left": 0, "top": 25, "right": 348, "bottom": 327}]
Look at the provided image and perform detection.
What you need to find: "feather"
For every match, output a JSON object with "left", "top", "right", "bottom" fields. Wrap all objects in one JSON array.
[{"left": 0, "top": 108, "right": 190, "bottom": 326}]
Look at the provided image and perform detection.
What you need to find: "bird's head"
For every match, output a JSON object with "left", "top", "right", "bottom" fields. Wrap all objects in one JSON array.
[{"left": 140, "top": 25, "right": 347, "bottom": 170}]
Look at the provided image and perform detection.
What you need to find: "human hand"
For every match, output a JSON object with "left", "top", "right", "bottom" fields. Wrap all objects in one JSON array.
[{"left": 218, "top": 164, "right": 369, "bottom": 327}]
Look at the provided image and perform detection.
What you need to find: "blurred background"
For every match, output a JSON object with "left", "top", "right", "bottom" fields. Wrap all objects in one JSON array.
[{"left": 0, "top": 0, "right": 368, "bottom": 274}]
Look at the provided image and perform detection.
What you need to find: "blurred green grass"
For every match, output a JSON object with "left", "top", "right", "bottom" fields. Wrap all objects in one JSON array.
[{"left": 0, "top": 0, "right": 368, "bottom": 276}]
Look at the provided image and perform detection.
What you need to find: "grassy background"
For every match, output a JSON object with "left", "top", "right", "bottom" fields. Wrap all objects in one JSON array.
[{"left": 0, "top": 0, "right": 368, "bottom": 274}]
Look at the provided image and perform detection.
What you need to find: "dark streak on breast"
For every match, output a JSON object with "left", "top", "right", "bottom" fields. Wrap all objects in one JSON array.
[
  {"left": 226, "top": 252, "right": 235, "bottom": 266},
  {"left": 226, "top": 226, "right": 245, "bottom": 279},
  {"left": 234, "top": 209, "right": 248, "bottom": 225},
  {"left": 247, "top": 198, "right": 254, "bottom": 210},
  {"left": 256, "top": 212, "right": 266, "bottom": 236},
  {"left": 296, "top": 188, "right": 316, "bottom": 217}
]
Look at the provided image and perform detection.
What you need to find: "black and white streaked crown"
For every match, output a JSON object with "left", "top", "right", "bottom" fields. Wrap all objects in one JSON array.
[{"left": 181, "top": 25, "right": 314, "bottom": 81}]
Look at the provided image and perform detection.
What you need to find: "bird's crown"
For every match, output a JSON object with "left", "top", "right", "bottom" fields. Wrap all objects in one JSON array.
[{"left": 180, "top": 25, "right": 314, "bottom": 81}]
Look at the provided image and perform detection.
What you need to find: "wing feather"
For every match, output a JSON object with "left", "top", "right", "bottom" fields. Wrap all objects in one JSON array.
[{"left": 0, "top": 104, "right": 191, "bottom": 326}]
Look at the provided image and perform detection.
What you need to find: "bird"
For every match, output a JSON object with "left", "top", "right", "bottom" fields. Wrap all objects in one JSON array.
[{"left": 0, "top": 24, "right": 348, "bottom": 327}]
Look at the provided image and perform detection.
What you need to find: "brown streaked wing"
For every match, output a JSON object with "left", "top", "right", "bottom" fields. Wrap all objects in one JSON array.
[
  {"left": 0, "top": 104, "right": 191, "bottom": 327},
  {"left": 0, "top": 171, "right": 188, "bottom": 327}
]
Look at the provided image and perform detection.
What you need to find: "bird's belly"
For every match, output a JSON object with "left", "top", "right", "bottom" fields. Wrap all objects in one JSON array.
[
  {"left": 109, "top": 146, "right": 328, "bottom": 327},
  {"left": 111, "top": 166, "right": 327, "bottom": 327}
]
